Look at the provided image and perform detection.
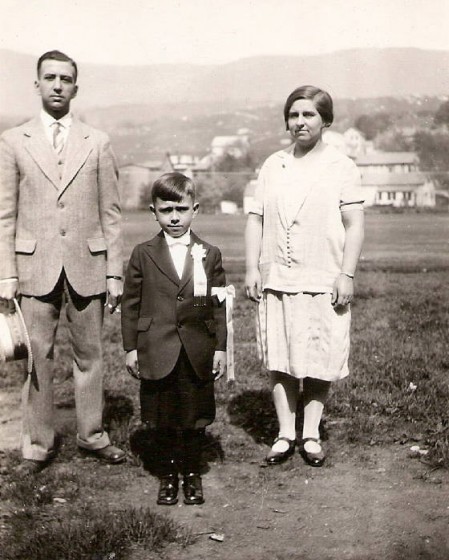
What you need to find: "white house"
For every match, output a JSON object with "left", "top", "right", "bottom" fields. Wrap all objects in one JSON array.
[
  {"left": 211, "top": 133, "right": 250, "bottom": 159},
  {"left": 119, "top": 155, "right": 174, "bottom": 209},
  {"left": 356, "top": 152, "right": 419, "bottom": 174},
  {"left": 355, "top": 151, "right": 434, "bottom": 207},
  {"left": 343, "top": 127, "right": 374, "bottom": 158},
  {"left": 361, "top": 171, "right": 435, "bottom": 207}
]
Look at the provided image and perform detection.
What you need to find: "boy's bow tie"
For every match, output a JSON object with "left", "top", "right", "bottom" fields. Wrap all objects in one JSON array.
[{"left": 166, "top": 235, "right": 190, "bottom": 247}]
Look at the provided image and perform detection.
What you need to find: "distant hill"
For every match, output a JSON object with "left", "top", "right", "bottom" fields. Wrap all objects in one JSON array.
[{"left": 1, "top": 47, "right": 449, "bottom": 120}]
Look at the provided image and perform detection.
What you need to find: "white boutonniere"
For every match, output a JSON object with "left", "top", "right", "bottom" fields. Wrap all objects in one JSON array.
[
  {"left": 191, "top": 243, "right": 207, "bottom": 305},
  {"left": 191, "top": 243, "right": 207, "bottom": 260}
]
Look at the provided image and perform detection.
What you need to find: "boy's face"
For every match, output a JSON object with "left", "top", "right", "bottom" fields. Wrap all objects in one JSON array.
[{"left": 150, "top": 195, "right": 199, "bottom": 238}]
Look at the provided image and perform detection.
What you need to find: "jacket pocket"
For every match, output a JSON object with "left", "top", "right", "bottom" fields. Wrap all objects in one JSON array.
[
  {"left": 87, "top": 237, "right": 107, "bottom": 254},
  {"left": 204, "top": 319, "right": 216, "bottom": 334},
  {"left": 15, "top": 239, "right": 37, "bottom": 254},
  {"left": 137, "top": 317, "right": 153, "bottom": 332}
]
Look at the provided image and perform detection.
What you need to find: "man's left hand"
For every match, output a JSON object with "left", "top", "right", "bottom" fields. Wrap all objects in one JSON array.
[{"left": 106, "top": 278, "right": 123, "bottom": 314}]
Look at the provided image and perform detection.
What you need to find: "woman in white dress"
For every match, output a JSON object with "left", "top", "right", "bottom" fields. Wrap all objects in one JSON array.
[{"left": 245, "top": 85, "right": 364, "bottom": 466}]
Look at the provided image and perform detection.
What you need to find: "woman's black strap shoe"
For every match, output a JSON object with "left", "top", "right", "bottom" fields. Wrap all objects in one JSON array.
[
  {"left": 299, "top": 437, "right": 325, "bottom": 467},
  {"left": 265, "top": 436, "right": 296, "bottom": 465}
]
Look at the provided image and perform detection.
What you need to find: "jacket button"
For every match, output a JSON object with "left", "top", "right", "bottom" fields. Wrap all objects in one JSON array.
[
  {"left": 60, "top": 230, "right": 66, "bottom": 236},
  {"left": 177, "top": 322, "right": 182, "bottom": 329},
  {"left": 177, "top": 295, "right": 184, "bottom": 301},
  {"left": 58, "top": 202, "right": 65, "bottom": 209}
]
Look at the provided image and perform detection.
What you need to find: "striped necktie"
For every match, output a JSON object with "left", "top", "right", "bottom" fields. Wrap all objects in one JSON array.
[{"left": 52, "top": 122, "right": 64, "bottom": 154}]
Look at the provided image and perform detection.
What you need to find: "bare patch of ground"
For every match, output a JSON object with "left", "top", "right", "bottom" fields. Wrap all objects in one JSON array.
[{"left": 2, "top": 390, "right": 446, "bottom": 560}]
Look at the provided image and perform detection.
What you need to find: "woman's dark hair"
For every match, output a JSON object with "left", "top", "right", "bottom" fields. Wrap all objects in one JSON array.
[
  {"left": 283, "top": 85, "right": 334, "bottom": 129},
  {"left": 151, "top": 172, "right": 196, "bottom": 203},
  {"left": 37, "top": 50, "right": 78, "bottom": 83}
]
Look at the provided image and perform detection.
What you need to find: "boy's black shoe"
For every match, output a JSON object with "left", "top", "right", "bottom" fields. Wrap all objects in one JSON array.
[
  {"left": 182, "top": 473, "right": 204, "bottom": 505},
  {"left": 157, "top": 474, "right": 179, "bottom": 505}
]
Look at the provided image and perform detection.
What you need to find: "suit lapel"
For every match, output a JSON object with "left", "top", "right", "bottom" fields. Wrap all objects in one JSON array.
[
  {"left": 59, "top": 120, "right": 93, "bottom": 197},
  {"left": 23, "top": 118, "right": 61, "bottom": 189},
  {"left": 144, "top": 232, "right": 180, "bottom": 286}
]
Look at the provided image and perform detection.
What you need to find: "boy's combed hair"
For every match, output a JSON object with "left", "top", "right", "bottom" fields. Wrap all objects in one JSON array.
[
  {"left": 151, "top": 172, "right": 196, "bottom": 203},
  {"left": 37, "top": 50, "right": 78, "bottom": 82}
]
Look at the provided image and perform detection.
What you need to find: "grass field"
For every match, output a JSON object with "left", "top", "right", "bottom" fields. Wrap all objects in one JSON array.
[
  {"left": 1, "top": 211, "right": 449, "bottom": 559},
  {"left": 123, "top": 210, "right": 449, "bottom": 268}
]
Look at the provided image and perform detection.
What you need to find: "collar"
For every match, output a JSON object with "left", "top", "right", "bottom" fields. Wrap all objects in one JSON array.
[
  {"left": 164, "top": 229, "right": 191, "bottom": 247},
  {"left": 40, "top": 109, "right": 73, "bottom": 129},
  {"left": 276, "top": 140, "right": 339, "bottom": 164}
]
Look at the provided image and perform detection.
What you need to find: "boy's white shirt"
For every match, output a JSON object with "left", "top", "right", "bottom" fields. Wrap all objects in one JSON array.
[{"left": 164, "top": 230, "right": 191, "bottom": 279}]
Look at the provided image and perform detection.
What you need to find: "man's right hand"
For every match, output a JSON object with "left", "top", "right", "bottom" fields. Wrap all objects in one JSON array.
[
  {"left": 0, "top": 278, "right": 19, "bottom": 300},
  {"left": 125, "top": 349, "right": 140, "bottom": 380}
]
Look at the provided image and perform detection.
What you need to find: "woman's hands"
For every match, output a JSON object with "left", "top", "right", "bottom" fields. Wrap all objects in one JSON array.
[
  {"left": 331, "top": 273, "right": 354, "bottom": 307},
  {"left": 245, "top": 268, "right": 262, "bottom": 302}
]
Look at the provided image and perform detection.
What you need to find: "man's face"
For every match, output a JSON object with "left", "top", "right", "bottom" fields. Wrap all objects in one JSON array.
[
  {"left": 150, "top": 195, "right": 199, "bottom": 238},
  {"left": 35, "top": 59, "right": 78, "bottom": 118}
]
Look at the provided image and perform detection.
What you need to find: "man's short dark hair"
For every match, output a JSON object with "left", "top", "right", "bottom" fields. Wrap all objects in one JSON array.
[
  {"left": 37, "top": 50, "right": 78, "bottom": 82},
  {"left": 151, "top": 172, "right": 196, "bottom": 204}
]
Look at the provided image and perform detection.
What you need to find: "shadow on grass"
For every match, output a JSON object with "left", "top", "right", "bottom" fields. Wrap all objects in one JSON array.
[
  {"left": 54, "top": 390, "right": 135, "bottom": 452},
  {"left": 103, "top": 390, "right": 135, "bottom": 447},
  {"left": 227, "top": 389, "right": 328, "bottom": 445},
  {"left": 129, "top": 425, "right": 224, "bottom": 476}
]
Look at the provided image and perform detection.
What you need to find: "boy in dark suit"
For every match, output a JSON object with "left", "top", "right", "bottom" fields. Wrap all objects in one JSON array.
[{"left": 121, "top": 172, "right": 227, "bottom": 506}]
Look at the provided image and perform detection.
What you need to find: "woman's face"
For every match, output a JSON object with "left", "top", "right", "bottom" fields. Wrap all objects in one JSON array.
[{"left": 287, "top": 98, "right": 325, "bottom": 152}]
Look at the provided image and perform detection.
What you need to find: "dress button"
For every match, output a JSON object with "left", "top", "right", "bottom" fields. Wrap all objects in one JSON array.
[
  {"left": 58, "top": 160, "right": 63, "bottom": 165},
  {"left": 60, "top": 230, "right": 66, "bottom": 236},
  {"left": 58, "top": 202, "right": 65, "bottom": 209},
  {"left": 177, "top": 295, "right": 184, "bottom": 302}
]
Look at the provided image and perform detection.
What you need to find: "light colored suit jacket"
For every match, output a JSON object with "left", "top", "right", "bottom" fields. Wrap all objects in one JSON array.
[
  {"left": 121, "top": 231, "right": 227, "bottom": 381},
  {"left": 0, "top": 117, "right": 122, "bottom": 297}
]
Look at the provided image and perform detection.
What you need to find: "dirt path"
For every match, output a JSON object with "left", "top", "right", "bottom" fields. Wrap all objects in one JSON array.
[
  {"left": 123, "top": 445, "right": 449, "bottom": 560},
  {"left": 1, "top": 389, "right": 448, "bottom": 560}
]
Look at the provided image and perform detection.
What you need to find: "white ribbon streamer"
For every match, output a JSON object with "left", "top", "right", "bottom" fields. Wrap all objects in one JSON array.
[
  {"left": 212, "top": 285, "right": 235, "bottom": 382},
  {"left": 191, "top": 243, "right": 207, "bottom": 305}
]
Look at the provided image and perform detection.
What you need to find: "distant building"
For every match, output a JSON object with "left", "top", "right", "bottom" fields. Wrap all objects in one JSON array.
[
  {"left": 322, "top": 130, "right": 348, "bottom": 155},
  {"left": 119, "top": 154, "right": 174, "bottom": 209},
  {"left": 323, "top": 127, "right": 373, "bottom": 158},
  {"left": 211, "top": 132, "right": 250, "bottom": 159},
  {"left": 343, "top": 127, "right": 374, "bottom": 158},
  {"left": 356, "top": 151, "right": 435, "bottom": 208},
  {"left": 356, "top": 151, "right": 419, "bottom": 174},
  {"left": 362, "top": 171, "right": 435, "bottom": 207},
  {"left": 220, "top": 200, "right": 239, "bottom": 215}
]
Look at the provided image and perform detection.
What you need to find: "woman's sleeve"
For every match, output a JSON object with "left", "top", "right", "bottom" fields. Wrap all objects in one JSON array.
[
  {"left": 246, "top": 162, "right": 267, "bottom": 216},
  {"left": 340, "top": 158, "right": 364, "bottom": 212}
]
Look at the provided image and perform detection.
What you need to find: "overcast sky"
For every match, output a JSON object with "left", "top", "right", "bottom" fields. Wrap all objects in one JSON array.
[{"left": 1, "top": 0, "right": 448, "bottom": 66}]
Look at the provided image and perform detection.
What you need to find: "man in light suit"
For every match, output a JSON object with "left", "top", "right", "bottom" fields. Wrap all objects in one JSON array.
[{"left": 0, "top": 50, "right": 126, "bottom": 472}]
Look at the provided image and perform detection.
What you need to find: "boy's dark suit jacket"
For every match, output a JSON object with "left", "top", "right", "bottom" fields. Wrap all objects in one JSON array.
[{"left": 121, "top": 230, "right": 227, "bottom": 381}]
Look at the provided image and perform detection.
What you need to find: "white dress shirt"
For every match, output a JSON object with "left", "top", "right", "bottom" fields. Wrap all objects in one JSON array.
[
  {"left": 164, "top": 230, "right": 191, "bottom": 279},
  {"left": 40, "top": 109, "right": 72, "bottom": 148}
]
